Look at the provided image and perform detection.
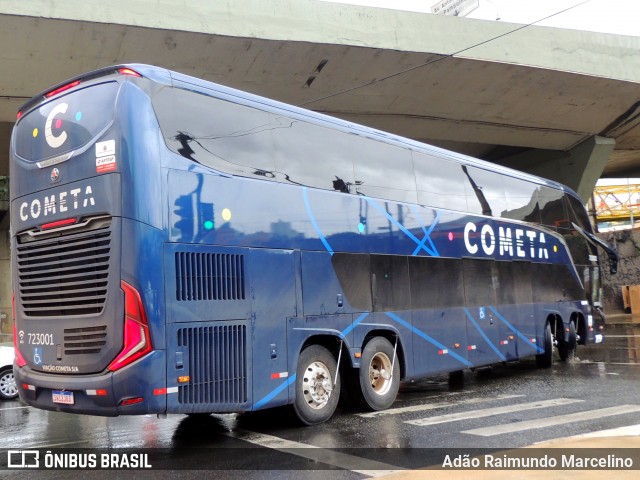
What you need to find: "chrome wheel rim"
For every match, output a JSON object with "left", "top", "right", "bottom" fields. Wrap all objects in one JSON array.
[
  {"left": 302, "top": 361, "right": 333, "bottom": 409},
  {"left": 369, "top": 352, "right": 393, "bottom": 396}
]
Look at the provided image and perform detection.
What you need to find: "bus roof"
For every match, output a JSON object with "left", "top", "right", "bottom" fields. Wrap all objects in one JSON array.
[{"left": 18, "top": 63, "right": 582, "bottom": 201}]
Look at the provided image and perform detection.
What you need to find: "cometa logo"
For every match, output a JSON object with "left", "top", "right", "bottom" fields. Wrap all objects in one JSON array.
[
  {"left": 45, "top": 103, "right": 69, "bottom": 149},
  {"left": 19, "top": 185, "right": 95, "bottom": 222},
  {"left": 463, "top": 222, "right": 549, "bottom": 260}
]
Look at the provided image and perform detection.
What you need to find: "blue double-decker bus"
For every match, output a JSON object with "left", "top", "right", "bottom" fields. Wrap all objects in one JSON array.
[{"left": 10, "top": 65, "right": 616, "bottom": 424}]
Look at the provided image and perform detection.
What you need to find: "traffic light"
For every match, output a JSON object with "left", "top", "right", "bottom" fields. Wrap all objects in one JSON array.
[
  {"left": 173, "top": 194, "right": 194, "bottom": 241},
  {"left": 199, "top": 202, "right": 215, "bottom": 232}
]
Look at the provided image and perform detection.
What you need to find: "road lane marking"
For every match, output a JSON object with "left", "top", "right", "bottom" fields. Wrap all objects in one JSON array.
[
  {"left": 0, "top": 406, "right": 31, "bottom": 411},
  {"left": 25, "top": 440, "right": 91, "bottom": 448},
  {"left": 224, "top": 429, "right": 404, "bottom": 477},
  {"left": 359, "top": 394, "right": 524, "bottom": 418},
  {"left": 568, "top": 423, "right": 640, "bottom": 438},
  {"left": 405, "top": 398, "right": 582, "bottom": 427},
  {"left": 463, "top": 404, "right": 640, "bottom": 436}
]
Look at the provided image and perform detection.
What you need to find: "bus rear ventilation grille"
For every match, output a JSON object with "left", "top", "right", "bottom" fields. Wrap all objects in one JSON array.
[
  {"left": 16, "top": 224, "right": 112, "bottom": 317},
  {"left": 175, "top": 252, "right": 245, "bottom": 301},
  {"left": 63, "top": 325, "right": 108, "bottom": 355},
  {"left": 177, "top": 324, "right": 248, "bottom": 405}
]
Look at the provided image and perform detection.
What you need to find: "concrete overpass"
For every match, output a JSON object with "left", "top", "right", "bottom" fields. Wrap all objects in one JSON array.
[
  {"left": 2, "top": 1, "right": 640, "bottom": 191},
  {"left": 1, "top": 0, "right": 640, "bottom": 331}
]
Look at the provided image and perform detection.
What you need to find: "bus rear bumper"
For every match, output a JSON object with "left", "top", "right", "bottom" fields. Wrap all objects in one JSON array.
[{"left": 15, "top": 351, "right": 167, "bottom": 416}]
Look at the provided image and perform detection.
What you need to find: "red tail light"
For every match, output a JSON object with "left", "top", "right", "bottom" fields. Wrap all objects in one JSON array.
[
  {"left": 45, "top": 80, "right": 81, "bottom": 98},
  {"left": 41, "top": 217, "right": 77, "bottom": 230},
  {"left": 107, "top": 281, "right": 153, "bottom": 371},
  {"left": 117, "top": 68, "right": 141, "bottom": 77},
  {"left": 12, "top": 295, "right": 27, "bottom": 367}
]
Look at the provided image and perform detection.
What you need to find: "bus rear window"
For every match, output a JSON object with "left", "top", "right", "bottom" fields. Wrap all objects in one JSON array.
[{"left": 14, "top": 82, "right": 119, "bottom": 162}]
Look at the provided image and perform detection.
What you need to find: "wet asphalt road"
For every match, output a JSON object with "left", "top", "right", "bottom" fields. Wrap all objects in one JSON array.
[{"left": 2, "top": 321, "right": 640, "bottom": 479}]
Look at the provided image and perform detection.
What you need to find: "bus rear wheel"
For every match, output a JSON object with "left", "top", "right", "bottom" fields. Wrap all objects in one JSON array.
[
  {"left": 358, "top": 337, "right": 400, "bottom": 411},
  {"left": 558, "top": 321, "right": 577, "bottom": 361},
  {"left": 536, "top": 323, "right": 553, "bottom": 368},
  {"left": 293, "top": 345, "right": 340, "bottom": 425}
]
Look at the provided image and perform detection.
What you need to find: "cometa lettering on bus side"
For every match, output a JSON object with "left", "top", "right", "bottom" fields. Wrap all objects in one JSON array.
[
  {"left": 19, "top": 186, "right": 95, "bottom": 222},
  {"left": 464, "top": 222, "right": 549, "bottom": 260}
]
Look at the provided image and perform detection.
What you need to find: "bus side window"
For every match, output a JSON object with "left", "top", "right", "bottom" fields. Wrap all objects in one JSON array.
[
  {"left": 370, "top": 255, "right": 411, "bottom": 311},
  {"left": 565, "top": 193, "right": 591, "bottom": 231},
  {"left": 562, "top": 193, "right": 595, "bottom": 266},
  {"left": 462, "top": 166, "right": 507, "bottom": 217},
  {"left": 153, "top": 88, "right": 277, "bottom": 179},
  {"left": 409, "top": 257, "right": 463, "bottom": 310},
  {"left": 502, "top": 176, "right": 541, "bottom": 223},
  {"left": 270, "top": 116, "right": 356, "bottom": 192},
  {"left": 351, "top": 137, "right": 417, "bottom": 203},
  {"left": 413, "top": 152, "right": 467, "bottom": 212},
  {"left": 462, "top": 258, "right": 497, "bottom": 307},
  {"left": 538, "top": 186, "right": 568, "bottom": 231}
]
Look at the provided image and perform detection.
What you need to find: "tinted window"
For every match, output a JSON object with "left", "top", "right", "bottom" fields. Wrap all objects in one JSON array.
[
  {"left": 532, "top": 263, "right": 583, "bottom": 303},
  {"left": 16, "top": 82, "right": 119, "bottom": 162},
  {"left": 331, "top": 253, "right": 372, "bottom": 311},
  {"left": 153, "top": 87, "right": 277, "bottom": 179},
  {"left": 352, "top": 137, "right": 416, "bottom": 202},
  {"left": 413, "top": 152, "right": 468, "bottom": 212},
  {"left": 562, "top": 193, "right": 596, "bottom": 265},
  {"left": 502, "top": 177, "right": 541, "bottom": 223},
  {"left": 565, "top": 194, "right": 591, "bottom": 232},
  {"left": 539, "top": 187, "right": 568, "bottom": 230},
  {"left": 410, "top": 257, "right": 464, "bottom": 309},
  {"left": 462, "top": 259, "right": 497, "bottom": 306},
  {"left": 463, "top": 166, "right": 507, "bottom": 217},
  {"left": 271, "top": 115, "right": 355, "bottom": 191},
  {"left": 371, "top": 255, "right": 410, "bottom": 311},
  {"left": 563, "top": 233, "right": 591, "bottom": 266}
]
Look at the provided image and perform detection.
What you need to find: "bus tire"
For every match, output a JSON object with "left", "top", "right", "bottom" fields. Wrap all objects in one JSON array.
[
  {"left": 536, "top": 323, "right": 553, "bottom": 368},
  {"left": 558, "top": 321, "right": 577, "bottom": 361},
  {"left": 292, "top": 345, "right": 340, "bottom": 426},
  {"left": 358, "top": 337, "right": 400, "bottom": 411}
]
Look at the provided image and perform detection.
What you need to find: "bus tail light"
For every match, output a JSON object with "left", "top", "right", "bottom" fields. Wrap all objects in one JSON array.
[
  {"left": 13, "top": 327, "right": 27, "bottom": 368},
  {"left": 120, "top": 397, "right": 144, "bottom": 406},
  {"left": 107, "top": 281, "right": 153, "bottom": 372},
  {"left": 12, "top": 295, "right": 27, "bottom": 367},
  {"left": 118, "top": 68, "right": 141, "bottom": 77},
  {"left": 44, "top": 80, "right": 81, "bottom": 98}
]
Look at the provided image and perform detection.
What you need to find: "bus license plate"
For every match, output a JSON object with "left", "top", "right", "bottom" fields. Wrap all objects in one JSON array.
[{"left": 52, "top": 390, "right": 74, "bottom": 405}]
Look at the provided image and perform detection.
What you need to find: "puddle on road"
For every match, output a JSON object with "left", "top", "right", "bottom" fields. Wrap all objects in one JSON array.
[{"left": 580, "top": 323, "right": 640, "bottom": 364}]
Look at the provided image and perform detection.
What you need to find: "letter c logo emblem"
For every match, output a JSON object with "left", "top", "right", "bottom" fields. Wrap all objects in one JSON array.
[{"left": 45, "top": 103, "right": 68, "bottom": 149}]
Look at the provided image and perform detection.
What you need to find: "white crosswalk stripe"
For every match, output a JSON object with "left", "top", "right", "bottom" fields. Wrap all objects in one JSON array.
[
  {"left": 405, "top": 398, "right": 583, "bottom": 427},
  {"left": 359, "top": 393, "right": 524, "bottom": 418},
  {"left": 462, "top": 404, "right": 640, "bottom": 436},
  {"left": 223, "top": 429, "right": 406, "bottom": 477}
]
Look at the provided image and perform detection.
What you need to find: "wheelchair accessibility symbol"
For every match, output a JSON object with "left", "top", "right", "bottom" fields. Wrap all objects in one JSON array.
[{"left": 33, "top": 347, "right": 42, "bottom": 366}]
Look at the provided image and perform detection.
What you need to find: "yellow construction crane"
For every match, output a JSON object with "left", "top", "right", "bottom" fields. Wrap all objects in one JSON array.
[{"left": 593, "top": 183, "right": 640, "bottom": 223}]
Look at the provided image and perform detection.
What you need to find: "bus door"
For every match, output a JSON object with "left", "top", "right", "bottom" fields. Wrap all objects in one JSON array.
[
  {"left": 495, "top": 261, "right": 537, "bottom": 360},
  {"left": 462, "top": 259, "right": 505, "bottom": 367},
  {"left": 409, "top": 257, "right": 468, "bottom": 377},
  {"left": 248, "top": 248, "right": 297, "bottom": 410}
]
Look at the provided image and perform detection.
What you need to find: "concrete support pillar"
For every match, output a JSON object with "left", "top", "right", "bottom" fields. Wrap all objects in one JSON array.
[
  {"left": 497, "top": 135, "right": 616, "bottom": 203},
  {"left": 0, "top": 123, "right": 11, "bottom": 342}
]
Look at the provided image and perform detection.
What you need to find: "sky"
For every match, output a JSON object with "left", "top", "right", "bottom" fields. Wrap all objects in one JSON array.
[{"left": 318, "top": 0, "right": 640, "bottom": 37}]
